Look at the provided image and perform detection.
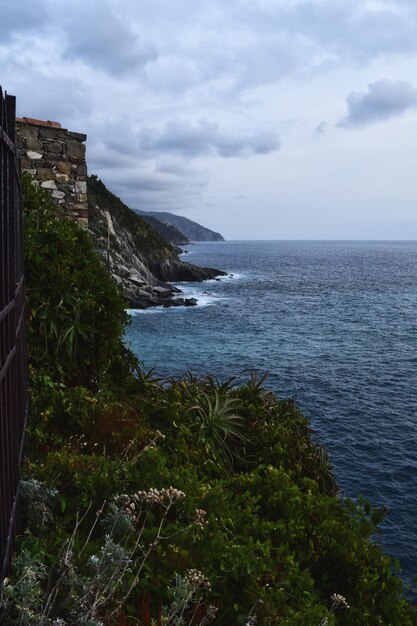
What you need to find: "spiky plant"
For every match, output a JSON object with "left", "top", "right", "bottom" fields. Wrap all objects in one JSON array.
[{"left": 187, "top": 390, "right": 248, "bottom": 466}]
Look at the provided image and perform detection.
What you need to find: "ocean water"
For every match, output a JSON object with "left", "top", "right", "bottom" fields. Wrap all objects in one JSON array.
[{"left": 125, "top": 240, "right": 417, "bottom": 585}]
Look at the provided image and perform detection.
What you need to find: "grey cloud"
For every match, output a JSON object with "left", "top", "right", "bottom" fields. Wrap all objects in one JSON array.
[
  {"left": 87, "top": 114, "right": 279, "bottom": 213},
  {"left": 339, "top": 79, "right": 417, "bottom": 128},
  {"left": 283, "top": 1, "right": 415, "bottom": 59},
  {"left": 0, "top": 0, "right": 47, "bottom": 40},
  {"left": 7, "top": 65, "right": 93, "bottom": 125},
  {"left": 95, "top": 168, "right": 188, "bottom": 192},
  {"left": 96, "top": 122, "right": 144, "bottom": 158},
  {"left": 4, "top": 0, "right": 417, "bottom": 103},
  {"left": 87, "top": 143, "right": 137, "bottom": 170},
  {"left": 140, "top": 118, "right": 280, "bottom": 158},
  {"left": 109, "top": 162, "right": 205, "bottom": 190},
  {"left": 229, "top": 37, "right": 307, "bottom": 94},
  {"left": 112, "top": 172, "right": 180, "bottom": 193},
  {"left": 102, "top": 169, "right": 207, "bottom": 212},
  {"left": 132, "top": 0, "right": 417, "bottom": 101},
  {"left": 62, "top": 1, "right": 157, "bottom": 75},
  {"left": 88, "top": 149, "right": 208, "bottom": 212},
  {"left": 210, "top": 0, "right": 417, "bottom": 100},
  {"left": 144, "top": 22, "right": 313, "bottom": 98},
  {"left": 155, "top": 158, "right": 200, "bottom": 178},
  {"left": 315, "top": 121, "right": 328, "bottom": 135}
]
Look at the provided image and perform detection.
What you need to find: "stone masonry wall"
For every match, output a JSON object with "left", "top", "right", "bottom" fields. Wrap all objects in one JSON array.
[{"left": 16, "top": 118, "right": 88, "bottom": 227}]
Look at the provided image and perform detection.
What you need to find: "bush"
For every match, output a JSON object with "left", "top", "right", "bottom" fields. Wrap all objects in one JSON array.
[{"left": 23, "top": 173, "right": 131, "bottom": 388}]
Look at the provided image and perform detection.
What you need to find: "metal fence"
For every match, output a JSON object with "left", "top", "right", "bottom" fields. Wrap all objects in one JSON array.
[{"left": 0, "top": 88, "right": 28, "bottom": 593}]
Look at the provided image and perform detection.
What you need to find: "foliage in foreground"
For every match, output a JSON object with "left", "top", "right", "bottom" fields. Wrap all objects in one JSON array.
[{"left": 2, "top": 177, "right": 416, "bottom": 625}]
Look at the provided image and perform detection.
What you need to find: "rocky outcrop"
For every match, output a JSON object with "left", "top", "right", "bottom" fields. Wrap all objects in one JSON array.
[
  {"left": 88, "top": 176, "right": 226, "bottom": 308},
  {"left": 135, "top": 209, "right": 225, "bottom": 242}
]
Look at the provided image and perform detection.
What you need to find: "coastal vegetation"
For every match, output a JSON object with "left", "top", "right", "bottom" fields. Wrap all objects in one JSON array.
[{"left": 2, "top": 176, "right": 416, "bottom": 625}]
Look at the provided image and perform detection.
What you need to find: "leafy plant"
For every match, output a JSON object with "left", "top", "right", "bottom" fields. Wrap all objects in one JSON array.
[
  {"left": 187, "top": 390, "right": 248, "bottom": 466},
  {"left": 22, "top": 172, "right": 129, "bottom": 387}
]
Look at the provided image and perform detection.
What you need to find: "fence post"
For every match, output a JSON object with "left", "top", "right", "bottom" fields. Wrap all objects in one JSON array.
[{"left": 0, "top": 87, "right": 29, "bottom": 606}]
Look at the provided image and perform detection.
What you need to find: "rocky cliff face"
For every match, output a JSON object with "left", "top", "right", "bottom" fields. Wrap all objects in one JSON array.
[{"left": 88, "top": 176, "right": 225, "bottom": 308}]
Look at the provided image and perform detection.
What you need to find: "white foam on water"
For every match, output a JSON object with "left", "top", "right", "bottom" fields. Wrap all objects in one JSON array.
[
  {"left": 173, "top": 283, "right": 226, "bottom": 307},
  {"left": 126, "top": 308, "right": 144, "bottom": 317},
  {"left": 126, "top": 289, "right": 225, "bottom": 315},
  {"left": 125, "top": 270, "right": 245, "bottom": 316},
  {"left": 192, "top": 291, "right": 224, "bottom": 307},
  {"left": 198, "top": 272, "right": 247, "bottom": 284},
  {"left": 220, "top": 272, "right": 246, "bottom": 281}
]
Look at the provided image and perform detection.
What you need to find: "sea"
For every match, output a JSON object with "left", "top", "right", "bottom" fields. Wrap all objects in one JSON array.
[{"left": 125, "top": 240, "right": 417, "bottom": 587}]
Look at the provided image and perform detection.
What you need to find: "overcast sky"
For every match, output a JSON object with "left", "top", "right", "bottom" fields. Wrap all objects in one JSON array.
[{"left": 1, "top": 0, "right": 416, "bottom": 239}]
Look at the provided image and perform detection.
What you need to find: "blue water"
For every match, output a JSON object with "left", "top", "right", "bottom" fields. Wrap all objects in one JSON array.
[{"left": 125, "top": 240, "right": 417, "bottom": 585}]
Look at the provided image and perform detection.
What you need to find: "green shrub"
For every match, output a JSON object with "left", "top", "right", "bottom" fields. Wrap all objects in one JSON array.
[{"left": 23, "top": 173, "right": 131, "bottom": 388}]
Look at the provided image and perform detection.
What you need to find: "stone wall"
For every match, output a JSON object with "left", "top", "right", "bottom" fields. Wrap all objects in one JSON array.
[{"left": 16, "top": 117, "right": 88, "bottom": 227}]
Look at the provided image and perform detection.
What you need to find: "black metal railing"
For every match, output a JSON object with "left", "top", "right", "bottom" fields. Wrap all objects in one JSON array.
[{"left": 0, "top": 88, "right": 28, "bottom": 594}]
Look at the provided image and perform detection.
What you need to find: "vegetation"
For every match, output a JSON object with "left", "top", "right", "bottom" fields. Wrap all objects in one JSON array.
[
  {"left": 24, "top": 173, "right": 131, "bottom": 388},
  {"left": 2, "top": 176, "right": 416, "bottom": 625}
]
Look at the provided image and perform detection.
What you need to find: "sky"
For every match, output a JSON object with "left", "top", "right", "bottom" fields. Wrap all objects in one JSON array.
[{"left": 1, "top": 0, "right": 417, "bottom": 239}]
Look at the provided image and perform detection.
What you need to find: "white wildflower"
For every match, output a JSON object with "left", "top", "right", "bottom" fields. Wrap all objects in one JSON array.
[
  {"left": 185, "top": 568, "right": 211, "bottom": 590},
  {"left": 331, "top": 593, "right": 350, "bottom": 609}
]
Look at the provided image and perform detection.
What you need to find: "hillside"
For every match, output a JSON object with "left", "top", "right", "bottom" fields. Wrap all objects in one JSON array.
[
  {"left": 138, "top": 213, "right": 190, "bottom": 246},
  {"left": 87, "top": 175, "right": 225, "bottom": 308},
  {"left": 135, "top": 208, "right": 225, "bottom": 242},
  {"left": 4, "top": 175, "right": 416, "bottom": 626}
]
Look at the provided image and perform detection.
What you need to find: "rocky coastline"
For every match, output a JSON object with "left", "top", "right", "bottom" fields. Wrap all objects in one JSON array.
[
  {"left": 121, "top": 259, "right": 226, "bottom": 309},
  {"left": 88, "top": 176, "right": 226, "bottom": 309}
]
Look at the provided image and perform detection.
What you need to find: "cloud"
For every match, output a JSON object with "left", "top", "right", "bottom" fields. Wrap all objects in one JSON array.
[
  {"left": 237, "top": 0, "right": 417, "bottom": 64},
  {"left": 0, "top": 0, "right": 47, "bottom": 41},
  {"left": 87, "top": 144, "right": 209, "bottom": 212},
  {"left": 62, "top": 1, "right": 158, "bottom": 75},
  {"left": 128, "top": 0, "right": 417, "bottom": 101},
  {"left": 315, "top": 121, "right": 329, "bottom": 135},
  {"left": 6, "top": 62, "right": 93, "bottom": 124},
  {"left": 339, "top": 79, "right": 417, "bottom": 128},
  {"left": 100, "top": 167, "right": 207, "bottom": 212},
  {"left": 155, "top": 157, "right": 200, "bottom": 178},
  {"left": 139, "top": 118, "right": 281, "bottom": 158},
  {"left": 4, "top": 0, "right": 417, "bottom": 105},
  {"left": 89, "top": 117, "right": 280, "bottom": 169}
]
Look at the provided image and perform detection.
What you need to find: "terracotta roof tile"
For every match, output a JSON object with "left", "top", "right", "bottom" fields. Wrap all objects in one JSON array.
[{"left": 16, "top": 117, "right": 62, "bottom": 128}]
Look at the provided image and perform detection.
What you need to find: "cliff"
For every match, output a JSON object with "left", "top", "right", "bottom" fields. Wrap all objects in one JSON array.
[
  {"left": 135, "top": 209, "right": 225, "bottom": 241},
  {"left": 88, "top": 175, "right": 226, "bottom": 308}
]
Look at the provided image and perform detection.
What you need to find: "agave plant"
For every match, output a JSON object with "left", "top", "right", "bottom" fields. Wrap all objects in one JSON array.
[{"left": 187, "top": 390, "right": 248, "bottom": 466}]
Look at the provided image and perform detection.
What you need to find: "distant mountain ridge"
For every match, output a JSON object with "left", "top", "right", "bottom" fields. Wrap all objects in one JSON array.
[
  {"left": 138, "top": 213, "right": 190, "bottom": 246},
  {"left": 134, "top": 209, "right": 225, "bottom": 242}
]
